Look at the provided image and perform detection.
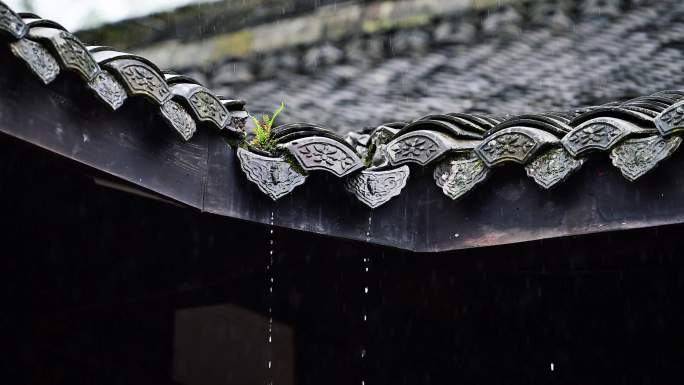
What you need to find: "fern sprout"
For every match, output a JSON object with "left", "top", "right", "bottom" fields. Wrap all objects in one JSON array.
[{"left": 250, "top": 102, "right": 284, "bottom": 153}]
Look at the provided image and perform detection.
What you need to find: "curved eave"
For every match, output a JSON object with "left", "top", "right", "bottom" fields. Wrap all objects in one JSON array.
[{"left": 3, "top": 53, "right": 684, "bottom": 252}]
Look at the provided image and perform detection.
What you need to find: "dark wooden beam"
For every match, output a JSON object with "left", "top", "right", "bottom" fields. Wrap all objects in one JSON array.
[{"left": 3, "top": 48, "right": 684, "bottom": 252}]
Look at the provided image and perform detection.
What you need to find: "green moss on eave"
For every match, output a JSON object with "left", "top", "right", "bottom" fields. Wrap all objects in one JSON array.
[{"left": 283, "top": 152, "right": 306, "bottom": 176}]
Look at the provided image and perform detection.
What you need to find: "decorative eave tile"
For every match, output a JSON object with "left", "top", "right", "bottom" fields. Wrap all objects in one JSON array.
[
  {"left": 474, "top": 126, "right": 559, "bottom": 167},
  {"left": 561, "top": 117, "right": 654, "bottom": 157},
  {"left": 160, "top": 100, "right": 197, "bottom": 141},
  {"left": 344, "top": 166, "right": 410, "bottom": 208},
  {"left": 525, "top": 147, "right": 585, "bottom": 189},
  {"left": 655, "top": 101, "right": 684, "bottom": 136},
  {"left": 386, "top": 130, "right": 479, "bottom": 166},
  {"left": 433, "top": 153, "right": 490, "bottom": 200},
  {"left": 0, "top": 2, "right": 27, "bottom": 39},
  {"left": 28, "top": 28, "right": 99, "bottom": 81},
  {"left": 87, "top": 71, "right": 127, "bottom": 110},
  {"left": 104, "top": 59, "right": 171, "bottom": 105},
  {"left": 9, "top": 38, "right": 60, "bottom": 84},
  {"left": 219, "top": 98, "right": 248, "bottom": 135},
  {"left": 237, "top": 148, "right": 307, "bottom": 200},
  {"left": 609, "top": 135, "right": 682, "bottom": 182},
  {"left": 283, "top": 136, "right": 364, "bottom": 177},
  {"left": 170, "top": 83, "right": 230, "bottom": 130}
]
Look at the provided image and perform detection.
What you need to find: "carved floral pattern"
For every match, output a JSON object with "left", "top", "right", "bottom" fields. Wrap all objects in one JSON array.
[
  {"left": 237, "top": 148, "right": 307, "bottom": 200},
  {"left": 161, "top": 100, "right": 197, "bottom": 141},
  {"left": 344, "top": 166, "right": 410, "bottom": 208},
  {"left": 0, "top": 4, "right": 26, "bottom": 38},
  {"left": 433, "top": 154, "right": 490, "bottom": 200},
  {"left": 10, "top": 39, "right": 60, "bottom": 84},
  {"left": 562, "top": 121, "right": 628, "bottom": 156},
  {"left": 284, "top": 137, "right": 363, "bottom": 177},
  {"left": 119, "top": 64, "right": 170, "bottom": 104},
  {"left": 569, "top": 123, "right": 620, "bottom": 146},
  {"left": 395, "top": 137, "right": 436, "bottom": 157},
  {"left": 388, "top": 136, "right": 439, "bottom": 164},
  {"left": 189, "top": 91, "right": 229, "bottom": 128},
  {"left": 477, "top": 132, "right": 536, "bottom": 165},
  {"left": 88, "top": 71, "right": 127, "bottom": 110},
  {"left": 525, "top": 147, "right": 584, "bottom": 189},
  {"left": 301, "top": 144, "right": 353, "bottom": 167},
  {"left": 656, "top": 102, "right": 684, "bottom": 136},
  {"left": 610, "top": 136, "right": 682, "bottom": 181},
  {"left": 660, "top": 105, "right": 684, "bottom": 127},
  {"left": 53, "top": 32, "right": 99, "bottom": 80}
]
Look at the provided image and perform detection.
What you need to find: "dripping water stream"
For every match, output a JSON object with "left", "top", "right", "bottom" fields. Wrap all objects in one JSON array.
[
  {"left": 266, "top": 210, "right": 275, "bottom": 385},
  {"left": 361, "top": 213, "right": 373, "bottom": 385}
]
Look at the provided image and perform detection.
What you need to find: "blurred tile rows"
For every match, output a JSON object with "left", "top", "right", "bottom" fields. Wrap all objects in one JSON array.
[{"left": 202, "top": 0, "right": 684, "bottom": 133}]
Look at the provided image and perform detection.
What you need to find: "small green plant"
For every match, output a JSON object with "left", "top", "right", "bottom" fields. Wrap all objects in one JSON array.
[{"left": 250, "top": 102, "right": 284, "bottom": 153}]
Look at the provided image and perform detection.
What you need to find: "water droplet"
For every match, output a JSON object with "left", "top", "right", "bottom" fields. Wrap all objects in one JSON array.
[
  {"left": 268, "top": 360, "right": 272, "bottom": 369},
  {"left": 550, "top": 362, "right": 554, "bottom": 372},
  {"left": 361, "top": 349, "right": 366, "bottom": 358},
  {"left": 364, "top": 287, "right": 369, "bottom": 294},
  {"left": 363, "top": 314, "right": 367, "bottom": 321}
]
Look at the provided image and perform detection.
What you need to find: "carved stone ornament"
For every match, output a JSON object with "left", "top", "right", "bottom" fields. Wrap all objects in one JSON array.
[
  {"left": 51, "top": 32, "right": 99, "bottom": 80},
  {"left": 433, "top": 153, "right": 490, "bottom": 200},
  {"left": 655, "top": 101, "right": 684, "bottom": 136},
  {"left": 29, "top": 28, "right": 99, "bottom": 80},
  {"left": 106, "top": 60, "right": 171, "bottom": 105},
  {"left": 561, "top": 117, "right": 652, "bottom": 157},
  {"left": 344, "top": 166, "right": 410, "bottom": 208},
  {"left": 87, "top": 71, "right": 127, "bottom": 110},
  {"left": 10, "top": 38, "right": 60, "bottom": 84},
  {"left": 609, "top": 135, "right": 682, "bottom": 182},
  {"left": 284, "top": 136, "right": 363, "bottom": 177},
  {"left": 188, "top": 89, "right": 230, "bottom": 129},
  {"left": 0, "top": 3, "right": 27, "bottom": 39},
  {"left": 237, "top": 147, "right": 307, "bottom": 200},
  {"left": 160, "top": 100, "right": 197, "bottom": 141},
  {"left": 525, "top": 147, "right": 585, "bottom": 189},
  {"left": 475, "top": 126, "right": 559, "bottom": 167},
  {"left": 386, "top": 130, "right": 479, "bottom": 166}
]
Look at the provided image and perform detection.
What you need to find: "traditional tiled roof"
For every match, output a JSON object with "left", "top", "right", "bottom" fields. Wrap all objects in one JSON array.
[
  {"left": 208, "top": 0, "right": 684, "bottom": 132},
  {"left": 2, "top": 0, "right": 684, "bottom": 211}
]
